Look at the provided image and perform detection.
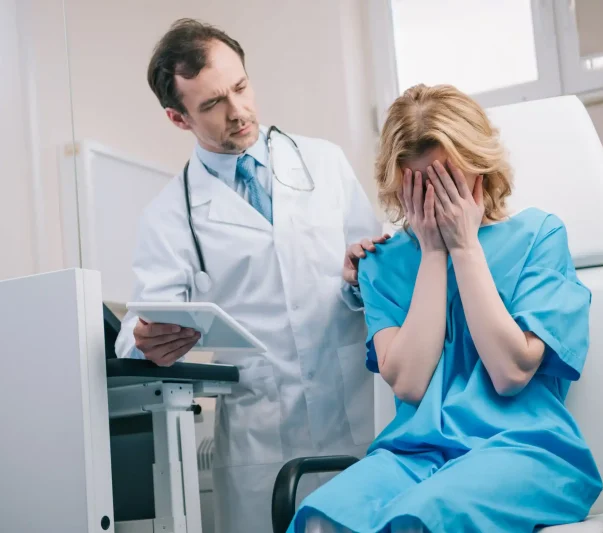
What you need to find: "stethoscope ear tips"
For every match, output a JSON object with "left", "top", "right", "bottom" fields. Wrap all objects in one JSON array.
[{"left": 194, "top": 271, "right": 212, "bottom": 293}]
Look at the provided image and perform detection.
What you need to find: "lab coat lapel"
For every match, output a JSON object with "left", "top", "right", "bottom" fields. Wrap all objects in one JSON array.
[
  {"left": 270, "top": 131, "right": 313, "bottom": 229},
  {"left": 188, "top": 150, "right": 272, "bottom": 233}
]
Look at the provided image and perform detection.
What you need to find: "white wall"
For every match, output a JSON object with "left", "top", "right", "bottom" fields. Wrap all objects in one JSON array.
[
  {"left": 3, "top": 0, "right": 78, "bottom": 278},
  {"left": 63, "top": 0, "right": 379, "bottom": 205},
  {"left": 0, "top": 0, "right": 36, "bottom": 280},
  {"left": 7, "top": 1, "right": 603, "bottom": 278}
]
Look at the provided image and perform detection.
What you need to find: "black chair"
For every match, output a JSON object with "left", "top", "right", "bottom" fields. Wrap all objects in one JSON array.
[{"left": 272, "top": 455, "right": 359, "bottom": 533}]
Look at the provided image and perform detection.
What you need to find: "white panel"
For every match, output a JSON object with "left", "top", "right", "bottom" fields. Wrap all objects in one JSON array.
[
  {"left": 569, "top": 267, "right": 603, "bottom": 515},
  {"left": 60, "top": 141, "right": 174, "bottom": 304},
  {"left": 487, "top": 95, "right": 603, "bottom": 265},
  {"left": 0, "top": 269, "right": 114, "bottom": 532}
]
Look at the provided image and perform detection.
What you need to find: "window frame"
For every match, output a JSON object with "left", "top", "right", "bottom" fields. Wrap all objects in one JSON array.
[
  {"left": 553, "top": 0, "right": 603, "bottom": 95},
  {"left": 368, "top": 0, "right": 563, "bottom": 129}
]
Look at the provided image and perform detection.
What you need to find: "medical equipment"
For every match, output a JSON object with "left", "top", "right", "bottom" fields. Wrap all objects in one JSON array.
[
  {"left": 271, "top": 95, "right": 603, "bottom": 532},
  {"left": 183, "top": 126, "right": 315, "bottom": 294},
  {"left": 126, "top": 301, "right": 268, "bottom": 352},
  {"left": 0, "top": 268, "right": 241, "bottom": 532}
]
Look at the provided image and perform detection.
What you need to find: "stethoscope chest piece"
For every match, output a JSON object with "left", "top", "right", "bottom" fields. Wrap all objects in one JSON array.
[{"left": 194, "top": 271, "right": 212, "bottom": 293}]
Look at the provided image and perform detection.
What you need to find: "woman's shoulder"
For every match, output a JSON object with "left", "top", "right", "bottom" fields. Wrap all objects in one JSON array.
[
  {"left": 359, "top": 230, "right": 421, "bottom": 280},
  {"left": 507, "top": 207, "right": 565, "bottom": 233},
  {"left": 487, "top": 208, "right": 571, "bottom": 268}
]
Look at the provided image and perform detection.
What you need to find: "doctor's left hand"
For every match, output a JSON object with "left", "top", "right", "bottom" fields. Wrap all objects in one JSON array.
[
  {"left": 134, "top": 319, "right": 201, "bottom": 366},
  {"left": 343, "top": 234, "right": 391, "bottom": 286}
]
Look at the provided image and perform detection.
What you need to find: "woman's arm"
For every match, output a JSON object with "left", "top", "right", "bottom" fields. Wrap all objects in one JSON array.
[
  {"left": 374, "top": 251, "right": 448, "bottom": 404},
  {"left": 373, "top": 169, "right": 448, "bottom": 405},
  {"left": 451, "top": 244, "right": 545, "bottom": 396},
  {"left": 430, "top": 160, "right": 545, "bottom": 396}
]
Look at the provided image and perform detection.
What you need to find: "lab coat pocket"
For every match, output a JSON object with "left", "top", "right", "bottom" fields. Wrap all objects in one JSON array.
[
  {"left": 213, "top": 364, "right": 284, "bottom": 468},
  {"left": 337, "top": 342, "right": 375, "bottom": 446}
]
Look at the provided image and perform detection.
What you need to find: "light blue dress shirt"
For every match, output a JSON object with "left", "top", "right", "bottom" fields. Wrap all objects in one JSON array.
[{"left": 194, "top": 130, "right": 271, "bottom": 200}]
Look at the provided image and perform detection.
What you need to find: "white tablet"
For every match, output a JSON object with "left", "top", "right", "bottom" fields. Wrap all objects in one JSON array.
[{"left": 126, "top": 301, "right": 267, "bottom": 353}]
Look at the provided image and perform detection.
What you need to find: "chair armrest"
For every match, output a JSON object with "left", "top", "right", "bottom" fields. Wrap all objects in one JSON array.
[{"left": 271, "top": 455, "right": 358, "bottom": 533}]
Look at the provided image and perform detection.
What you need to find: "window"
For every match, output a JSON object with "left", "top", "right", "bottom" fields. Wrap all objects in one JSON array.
[
  {"left": 391, "top": 0, "right": 540, "bottom": 96},
  {"left": 554, "top": 0, "right": 603, "bottom": 94},
  {"left": 368, "top": 0, "right": 603, "bottom": 127}
]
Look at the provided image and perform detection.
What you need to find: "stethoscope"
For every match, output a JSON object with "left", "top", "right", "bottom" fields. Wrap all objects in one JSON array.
[{"left": 183, "top": 126, "right": 315, "bottom": 294}]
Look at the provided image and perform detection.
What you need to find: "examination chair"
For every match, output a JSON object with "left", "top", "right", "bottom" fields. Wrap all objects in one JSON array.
[
  {"left": 1, "top": 268, "right": 239, "bottom": 533},
  {"left": 271, "top": 95, "right": 603, "bottom": 532}
]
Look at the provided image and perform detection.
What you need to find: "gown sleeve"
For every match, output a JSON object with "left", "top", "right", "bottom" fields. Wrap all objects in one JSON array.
[
  {"left": 357, "top": 241, "right": 416, "bottom": 373},
  {"left": 510, "top": 214, "right": 591, "bottom": 381}
]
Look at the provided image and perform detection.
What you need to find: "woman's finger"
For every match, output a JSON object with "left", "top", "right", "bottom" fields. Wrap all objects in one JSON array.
[
  {"left": 433, "top": 160, "right": 461, "bottom": 203},
  {"left": 433, "top": 189, "right": 446, "bottom": 221},
  {"left": 424, "top": 183, "right": 436, "bottom": 222},
  {"left": 473, "top": 175, "right": 485, "bottom": 209},
  {"left": 427, "top": 166, "right": 452, "bottom": 208},
  {"left": 401, "top": 168, "right": 413, "bottom": 216},
  {"left": 413, "top": 171, "right": 424, "bottom": 218},
  {"left": 446, "top": 159, "right": 472, "bottom": 199}
]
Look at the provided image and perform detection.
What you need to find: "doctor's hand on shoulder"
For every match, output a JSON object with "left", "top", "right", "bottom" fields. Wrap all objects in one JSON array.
[
  {"left": 343, "top": 233, "right": 392, "bottom": 285},
  {"left": 134, "top": 319, "right": 201, "bottom": 366}
]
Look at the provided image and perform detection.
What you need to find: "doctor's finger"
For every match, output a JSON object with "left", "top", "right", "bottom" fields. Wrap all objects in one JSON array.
[
  {"left": 147, "top": 335, "right": 200, "bottom": 365},
  {"left": 360, "top": 238, "right": 377, "bottom": 252},
  {"left": 372, "top": 233, "right": 391, "bottom": 244},
  {"left": 347, "top": 243, "right": 367, "bottom": 260},
  {"left": 137, "top": 330, "right": 198, "bottom": 351},
  {"left": 159, "top": 338, "right": 200, "bottom": 366},
  {"left": 138, "top": 321, "right": 182, "bottom": 337}
]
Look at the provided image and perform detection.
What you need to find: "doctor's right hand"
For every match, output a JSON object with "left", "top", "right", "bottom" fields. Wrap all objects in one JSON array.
[
  {"left": 134, "top": 319, "right": 201, "bottom": 366},
  {"left": 400, "top": 169, "right": 446, "bottom": 254}
]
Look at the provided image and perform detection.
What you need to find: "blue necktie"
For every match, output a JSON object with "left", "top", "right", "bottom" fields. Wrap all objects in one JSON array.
[{"left": 236, "top": 154, "right": 273, "bottom": 224}]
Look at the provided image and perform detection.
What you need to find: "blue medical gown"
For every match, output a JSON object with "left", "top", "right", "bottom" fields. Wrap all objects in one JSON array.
[{"left": 289, "top": 208, "right": 601, "bottom": 532}]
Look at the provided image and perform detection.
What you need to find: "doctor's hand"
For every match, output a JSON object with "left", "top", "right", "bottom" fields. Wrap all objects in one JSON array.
[
  {"left": 400, "top": 169, "right": 446, "bottom": 254},
  {"left": 428, "top": 160, "right": 484, "bottom": 251},
  {"left": 134, "top": 319, "right": 201, "bottom": 366},
  {"left": 343, "top": 234, "right": 391, "bottom": 285}
]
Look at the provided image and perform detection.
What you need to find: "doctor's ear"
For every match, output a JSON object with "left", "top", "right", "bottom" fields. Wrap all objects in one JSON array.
[{"left": 166, "top": 108, "right": 193, "bottom": 131}]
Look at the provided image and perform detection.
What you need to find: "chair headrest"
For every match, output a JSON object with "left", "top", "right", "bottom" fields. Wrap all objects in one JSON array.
[{"left": 486, "top": 96, "right": 603, "bottom": 268}]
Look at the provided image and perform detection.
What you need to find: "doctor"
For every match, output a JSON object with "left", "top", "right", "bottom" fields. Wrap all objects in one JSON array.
[{"left": 116, "top": 18, "right": 383, "bottom": 533}]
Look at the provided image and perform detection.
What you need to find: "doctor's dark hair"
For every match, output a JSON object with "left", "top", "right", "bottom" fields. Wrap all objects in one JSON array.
[
  {"left": 147, "top": 18, "right": 245, "bottom": 114},
  {"left": 375, "top": 84, "right": 513, "bottom": 226}
]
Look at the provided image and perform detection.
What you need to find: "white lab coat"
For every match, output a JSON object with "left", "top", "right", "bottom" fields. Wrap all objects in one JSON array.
[{"left": 116, "top": 129, "right": 382, "bottom": 533}]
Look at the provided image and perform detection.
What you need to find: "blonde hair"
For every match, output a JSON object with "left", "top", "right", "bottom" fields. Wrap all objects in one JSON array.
[{"left": 375, "top": 84, "right": 513, "bottom": 225}]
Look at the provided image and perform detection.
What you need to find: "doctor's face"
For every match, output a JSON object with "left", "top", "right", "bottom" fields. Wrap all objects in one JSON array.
[{"left": 167, "top": 40, "right": 260, "bottom": 154}]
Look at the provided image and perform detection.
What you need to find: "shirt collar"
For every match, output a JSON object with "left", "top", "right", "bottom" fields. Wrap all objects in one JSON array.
[{"left": 195, "top": 129, "right": 268, "bottom": 186}]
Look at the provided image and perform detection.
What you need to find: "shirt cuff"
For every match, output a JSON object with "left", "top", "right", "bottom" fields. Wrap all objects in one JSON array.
[{"left": 340, "top": 280, "right": 364, "bottom": 311}]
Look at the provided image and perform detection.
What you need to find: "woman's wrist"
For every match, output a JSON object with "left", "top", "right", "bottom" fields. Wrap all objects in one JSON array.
[
  {"left": 449, "top": 239, "right": 483, "bottom": 263},
  {"left": 421, "top": 249, "right": 449, "bottom": 262}
]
